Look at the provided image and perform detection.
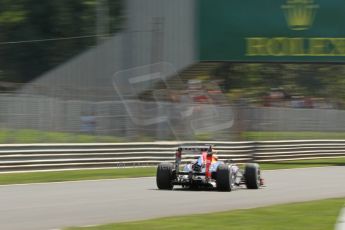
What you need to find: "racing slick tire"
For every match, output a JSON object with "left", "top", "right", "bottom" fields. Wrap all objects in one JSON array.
[
  {"left": 216, "top": 164, "right": 233, "bottom": 192},
  {"left": 156, "top": 162, "right": 175, "bottom": 190},
  {"left": 244, "top": 163, "right": 260, "bottom": 189}
]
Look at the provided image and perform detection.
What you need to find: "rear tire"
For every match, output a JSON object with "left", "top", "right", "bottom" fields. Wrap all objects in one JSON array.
[
  {"left": 244, "top": 163, "right": 260, "bottom": 189},
  {"left": 156, "top": 162, "right": 174, "bottom": 190},
  {"left": 216, "top": 164, "right": 233, "bottom": 192}
]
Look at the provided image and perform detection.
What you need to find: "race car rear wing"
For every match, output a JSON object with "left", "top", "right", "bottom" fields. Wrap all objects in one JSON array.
[
  {"left": 177, "top": 145, "right": 213, "bottom": 152},
  {"left": 175, "top": 145, "right": 214, "bottom": 174}
]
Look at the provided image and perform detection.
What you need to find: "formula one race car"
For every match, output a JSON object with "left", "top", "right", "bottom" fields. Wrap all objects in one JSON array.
[{"left": 156, "top": 144, "right": 263, "bottom": 191}]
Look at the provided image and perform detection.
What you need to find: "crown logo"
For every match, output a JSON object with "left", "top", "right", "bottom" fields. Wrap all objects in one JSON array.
[{"left": 282, "top": 0, "right": 319, "bottom": 30}]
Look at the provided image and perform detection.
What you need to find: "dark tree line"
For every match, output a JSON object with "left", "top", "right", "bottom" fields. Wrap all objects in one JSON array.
[
  {"left": 213, "top": 63, "right": 345, "bottom": 107},
  {"left": 0, "top": 0, "right": 123, "bottom": 83}
]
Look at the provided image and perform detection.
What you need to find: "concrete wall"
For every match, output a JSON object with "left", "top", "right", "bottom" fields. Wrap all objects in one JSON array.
[{"left": 19, "top": 0, "right": 197, "bottom": 101}]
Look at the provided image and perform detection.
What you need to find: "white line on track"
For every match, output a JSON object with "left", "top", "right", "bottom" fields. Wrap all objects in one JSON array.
[{"left": 336, "top": 205, "right": 345, "bottom": 230}]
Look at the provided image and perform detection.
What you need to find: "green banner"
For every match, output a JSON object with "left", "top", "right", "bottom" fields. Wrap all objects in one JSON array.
[{"left": 199, "top": 0, "right": 345, "bottom": 62}]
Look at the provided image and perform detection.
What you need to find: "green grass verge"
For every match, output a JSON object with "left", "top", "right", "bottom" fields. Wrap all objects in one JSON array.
[
  {"left": 0, "top": 167, "right": 157, "bottom": 185},
  {"left": 260, "top": 157, "right": 345, "bottom": 170},
  {"left": 0, "top": 158, "right": 343, "bottom": 185},
  {"left": 242, "top": 131, "right": 345, "bottom": 140},
  {"left": 1, "top": 129, "right": 345, "bottom": 144},
  {"left": 65, "top": 198, "right": 345, "bottom": 230},
  {"left": 0, "top": 129, "right": 130, "bottom": 143}
]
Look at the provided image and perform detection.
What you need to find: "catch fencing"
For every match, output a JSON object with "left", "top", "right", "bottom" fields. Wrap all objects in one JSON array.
[
  {"left": 2, "top": 94, "right": 345, "bottom": 142},
  {"left": 0, "top": 140, "right": 344, "bottom": 172}
]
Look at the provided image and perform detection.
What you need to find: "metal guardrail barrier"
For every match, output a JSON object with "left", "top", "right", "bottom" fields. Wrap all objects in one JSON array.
[{"left": 0, "top": 140, "right": 344, "bottom": 172}]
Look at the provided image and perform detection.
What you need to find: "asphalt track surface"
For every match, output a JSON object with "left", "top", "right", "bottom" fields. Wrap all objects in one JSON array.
[{"left": 0, "top": 166, "right": 344, "bottom": 230}]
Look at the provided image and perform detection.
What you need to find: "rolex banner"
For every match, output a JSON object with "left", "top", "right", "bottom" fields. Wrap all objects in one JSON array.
[{"left": 199, "top": 0, "right": 345, "bottom": 62}]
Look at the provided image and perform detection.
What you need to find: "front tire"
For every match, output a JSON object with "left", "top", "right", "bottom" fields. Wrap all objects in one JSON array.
[
  {"left": 156, "top": 162, "right": 174, "bottom": 190},
  {"left": 244, "top": 163, "right": 260, "bottom": 189},
  {"left": 216, "top": 164, "right": 233, "bottom": 192}
]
